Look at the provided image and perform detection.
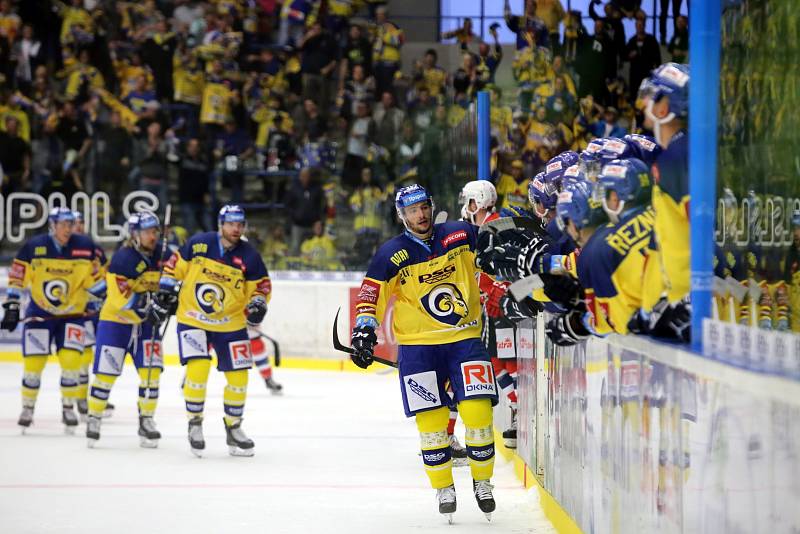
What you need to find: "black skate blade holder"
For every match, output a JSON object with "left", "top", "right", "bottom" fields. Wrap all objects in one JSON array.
[{"left": 333, "top": 308, "right": 398, "bottom": 368}]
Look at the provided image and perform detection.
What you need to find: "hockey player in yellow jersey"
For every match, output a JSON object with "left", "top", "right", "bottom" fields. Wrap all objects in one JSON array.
[
  {"left": 72, "top": 210, "right": 112, "bottom": 421},
  {"left": 85, "top": 212, "right": 172, "bottom": 449},
  {"left": 1, "top": 208, "right": 100, "bottom": 433},
  {"left": 351, "top": 184, "right": 498, "bottom": 523},
  {"left": 152, "top": 205, "right": 271, "bottom": 457}
]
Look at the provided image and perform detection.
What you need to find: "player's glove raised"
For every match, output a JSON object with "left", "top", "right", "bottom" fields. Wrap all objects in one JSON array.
[
  {"left": 648, "top": 297, "right": 691, "bottom": 343},
  {"left": 350, "top": 324, "right": 377, "bottom": 369},
  {"left": 148, "top": 287, "right": 178, "bottom": 325},
  {"left": 499, "top": 293, "right": 541, "bottom": 322},
  {"left": 1, "top": 299, "right": 21, "bottom": 331},
  {"left": 540, "top": 273, "right": 583, "bottom": 310},
  {"left": 545, "top": 310, "right": 590, "bottom": 347},
  {"left": 476, "top": 229, "right": 545, "bottom": 281},
  {"left": 246, "top": 295, "right": 268, "bottom": 326}
]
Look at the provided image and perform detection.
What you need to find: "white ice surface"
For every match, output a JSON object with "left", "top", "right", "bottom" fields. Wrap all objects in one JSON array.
[{"left": 0, "top": 362, "right": 555, "bottom": 534}]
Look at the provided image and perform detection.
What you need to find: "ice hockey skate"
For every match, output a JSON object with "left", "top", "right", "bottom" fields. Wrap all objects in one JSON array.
[
  {"left": 224, "top": 419, "right": 255, "bottom": 457},
  {"left": 18, "top": 406, "right": 33, "bottom": 433},
  {"left": 62, "top": 404, "right": 79, "bottom": 434},
  {"left": 264, "top": 376, "right": 283, "bottom": 395},
  {"left": 138, "top": 416, "right": 161, "bottom": 448},
  {"left": 436, "top": 484, "right": 456, "bottom": 524},
  {"left": 102, "top": 402, "right": 115, "bottom": 419},
  {"left": 76, "top": 398, "right": 88, "bottom": 421},
  {"left": 473, "top": 479, "right": 496, "bottom": 521},
  {"left": 449, "top": 434, "right": 468, "bottom": 467},
  {"left": 188, "top": 416, "right": 205, "bottom": 457},
  {"left": 86, "top": 415, "right": 101, "bottom": 448},
  {"left": 503, "top": 407, "right": 517, "bottom": 449}
]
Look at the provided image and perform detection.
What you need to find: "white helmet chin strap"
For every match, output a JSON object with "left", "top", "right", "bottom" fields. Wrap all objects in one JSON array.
[
  {"left": 645, "top": 99, "right": 675, "bottom": 147},
  {"left": 602, "top": 198, "right": 625, "bottom": 224}
]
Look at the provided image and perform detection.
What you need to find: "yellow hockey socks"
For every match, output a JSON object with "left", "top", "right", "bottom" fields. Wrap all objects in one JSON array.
[
  {"left": 138, "top": 367, "right": 161, "bottom": 417},
  {"left": 415, "top": 406, "right": 454, "bottom": 489},
  {"left": 459, "top": 398, "right": 495, "bottom": 481},
  {"left": 184, "top": 358, "right": 210, "bottom": 419},
  {"left": 21, "top": 356, "right": 48, "bottom": 408},
  {"left": 223, "top": 369, "right": 248, "bottom": 427},
  {"left": 57, "top": 348, "right": 81, "bottom": 407},
  {"left": 88, "top": 373, "right": 117, "bottom": 417}
]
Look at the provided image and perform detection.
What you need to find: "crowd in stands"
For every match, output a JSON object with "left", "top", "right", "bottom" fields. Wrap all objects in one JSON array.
[{"left": 0, "top": 0, "right": 688, "bottom": 270}]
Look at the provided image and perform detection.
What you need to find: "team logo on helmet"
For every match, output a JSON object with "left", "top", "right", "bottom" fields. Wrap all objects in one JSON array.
[
  {"left": 420, "top": 283, "right": 469, "bottom": 326},
  {"left": 43, "top": 279, "right": 69, "bottom": 307},
  {"left": 195, "top": 283, "right": 226, "bottom": 315}
]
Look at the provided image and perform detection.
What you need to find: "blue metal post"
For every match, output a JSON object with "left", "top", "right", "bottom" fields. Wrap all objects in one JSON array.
[
  {"left": 477, "top": 91, "right": 490, "bottom": 181},
  {"left": 689, "top": 0, "right": 721, "bottom": 351}
]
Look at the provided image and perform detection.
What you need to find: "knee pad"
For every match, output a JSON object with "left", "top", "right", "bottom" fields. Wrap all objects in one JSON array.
[
  {"left": 23, "top": 355, "right": 48, "bottom": 375},
  {"left": 137, "top": 367, "right": 161, "bottom": 389},
  {"left": 57, "top": 348, "right": 81, "bottom": 371},
  {"left": 458, "top": 398, "right": 493, "bottom": 429},
  {"left": 415, "top": 406, "right": 451, "bottom": 433}
]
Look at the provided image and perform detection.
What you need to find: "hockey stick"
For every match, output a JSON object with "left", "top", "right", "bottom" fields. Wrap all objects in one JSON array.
[
  {"left": 507, "top": 274, "right": 544, "bottom": 301},
  {"left": 145, "top": 204, "right": 172, "bottom": 400},
  {"left": 332, "top": 308, "right": 398, "bottom": 368},
  {"left": 254, "top": 332, "right": 281, "bottom": 367},
  {"left": 478, "top": 216, "right": 544, "bottom": 236},
  {"left": 22, "top": 311, "right": 99, "bottom": 323}
]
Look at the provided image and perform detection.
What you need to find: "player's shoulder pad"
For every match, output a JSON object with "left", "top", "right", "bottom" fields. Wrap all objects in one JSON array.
[
  {"left": 435, "top": 220, "right": 476, "bottom": 248},
  {"left": 69, "top": 234, "right": 98, "bottom": 258}
]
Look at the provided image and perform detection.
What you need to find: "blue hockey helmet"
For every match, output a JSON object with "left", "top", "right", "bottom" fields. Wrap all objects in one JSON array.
[
  {"left": 218, "top": 204, "right": 247, "bottom": 226},
  {"left": 395, "top": 184, "right": 435, "bottom": 228},
  {"left": 126, "top": 211, "right": 160, "bottom": 249},
  {"left": 543, "top": 151, "right": 579, "bottom": 190},
  {"left": 49, "top": 207, "right": 76, "bottom": 225},
  {"left": 528, "top": 171, "right": 558, "bottom": 219},
  {"left": 597, "top": 158, "right": 652, "bottom": 223},
  {"left": 642, "top": 63, "right": 689, "bottom": 145},
  {"left": 578, "top": 138, "right": 608, "bottom": 181},
  {"left": 560, "top": 164, "right": 586, "bottom": 188},
  {"left": 556, "top": 180, "right": 601, "bottom": 234}
]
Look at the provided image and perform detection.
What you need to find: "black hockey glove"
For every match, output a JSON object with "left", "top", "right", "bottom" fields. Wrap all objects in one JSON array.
[
  {"left": 545, "top": 310, "right": 591, "bottom": 347},
  {"left": 350, "top": 324, "right": 377, "bottom": 369},
  {"left": 648, "top": 297, "right": 691, "bottom": 343},
  {"left": 477, "top": 228, "right": 545, "bottom": 281},
  {"left": 626, "top": 309, "right": 650, "bottom": 336},
  {"left": 540, "top": 274, "right": 583, "bottom": 310},
  {"left": 499, "top": 293, "right": 541, "bottom": 322},
  {"left": 148, "top": 287, "right": 178, "bottom": 325},
  {"left": 1, "top": 299, "right": 21, "bottom": 331},
  {"left": 246, "top": 296, "right": 268, "bottom": 326}
]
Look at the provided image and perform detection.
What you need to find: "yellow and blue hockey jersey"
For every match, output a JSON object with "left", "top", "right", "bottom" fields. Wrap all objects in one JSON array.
[
  {"left": 577, "top": 207, "right": 657, "bottom": 335},
  {"left": 652, "top": 130, "right": 689, "bottom": 302},
  {"left": 355, "top": 222, "right": 483, "bottom": 345},
  {"left": 99, "top": 244, "right": 172, "bottom": 325},
  {"left": 161, "top": 232, "right": 271, "bottom": 332},
  {"left": 9, "top": 233, "right": 100, "bottom": 317}
]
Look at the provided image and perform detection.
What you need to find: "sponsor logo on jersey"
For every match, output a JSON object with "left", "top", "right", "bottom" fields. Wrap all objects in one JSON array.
[
  {"left": 45, "top": 267, "right": 73, "bottom": 275},
  {"left": 71, "top": 248, "right": 92, "bottom": 258},
  {"left": 195, "top": 282, "right": 226, "bottom": 314},
  {"left": 192, "top": 243, "right": 209, "bottom": 255},
  {"left": 407, "top": 378, "right": 438, "bottom": 403},
  {"left": 136, "top": 261, "right": 147, "bottom": 273},
  {"left": 201, "top": 268, "right": 232, "bottom": 284},
  {"left": 34, "top": 246, "right": 47, "bottom": 256},
  {"left": 9, "top": 261, "right": 25, "bottom": 281},
  {"left": 418, "top": 264, "right": 456, "bottom": 285},
  {"left": 115, "top": 276, "right": 131, "bottom": 296},
  {"left": 420, "top": 283, "right": 469, "bottom": 326},
  {"left": 461, "top": 362, "right": 496, "bottom": 396},
  {"left": 390, "top": 249, "right": 410, "bottom": 267},
  {"left": 232, "top": 256, "right": 245, "bottom": 271},
  {"left": 357, "top": 280, "right": 380, "bottom": 304},
  {"left": 256, "top": 277, "right": 271, "bottom": 296},
  {"left": 43, "top": 279, "right": 69, "bottom": 307},
  {"left": 441, "top": 230, "right": 467, "bottom": 248}
]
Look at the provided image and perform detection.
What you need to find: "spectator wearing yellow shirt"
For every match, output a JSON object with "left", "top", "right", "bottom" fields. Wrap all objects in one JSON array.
[
  {"left": 419, "top": 49, "right": 447, "bottom": 98},
  {"left": 495, "top": 159, "right": 530, "bottom": 210},
  {"left": 372, "top": 6, "right": 404, "bottom": 96},
  {"left": 200, "top": 61, "right": 238, "bottom": 130},
  {"left": 349, "top": 167, "right": 383, "bottom": 264},
  {"left": 535, "top": 0, "right": 566, "bottom": 47},
  {"left": 0, "top": 0, "right": 21, "bottom": 44},
  {"left": 113, "top": 48, "right": 155, "bottom": 100},
  {"left": 260, "top": 226, "right": 290, "bottom": 270},
  {"left": 301, "top": 220, "right": 342, "bottom": 270},
  {"left": 54, "top": 0, "right": 95, "bottom": 46}
]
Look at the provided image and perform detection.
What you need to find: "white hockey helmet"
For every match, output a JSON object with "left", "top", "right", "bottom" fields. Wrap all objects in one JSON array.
[{"left": 459, "top": 180, "right": 497, "bottom": 225}]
